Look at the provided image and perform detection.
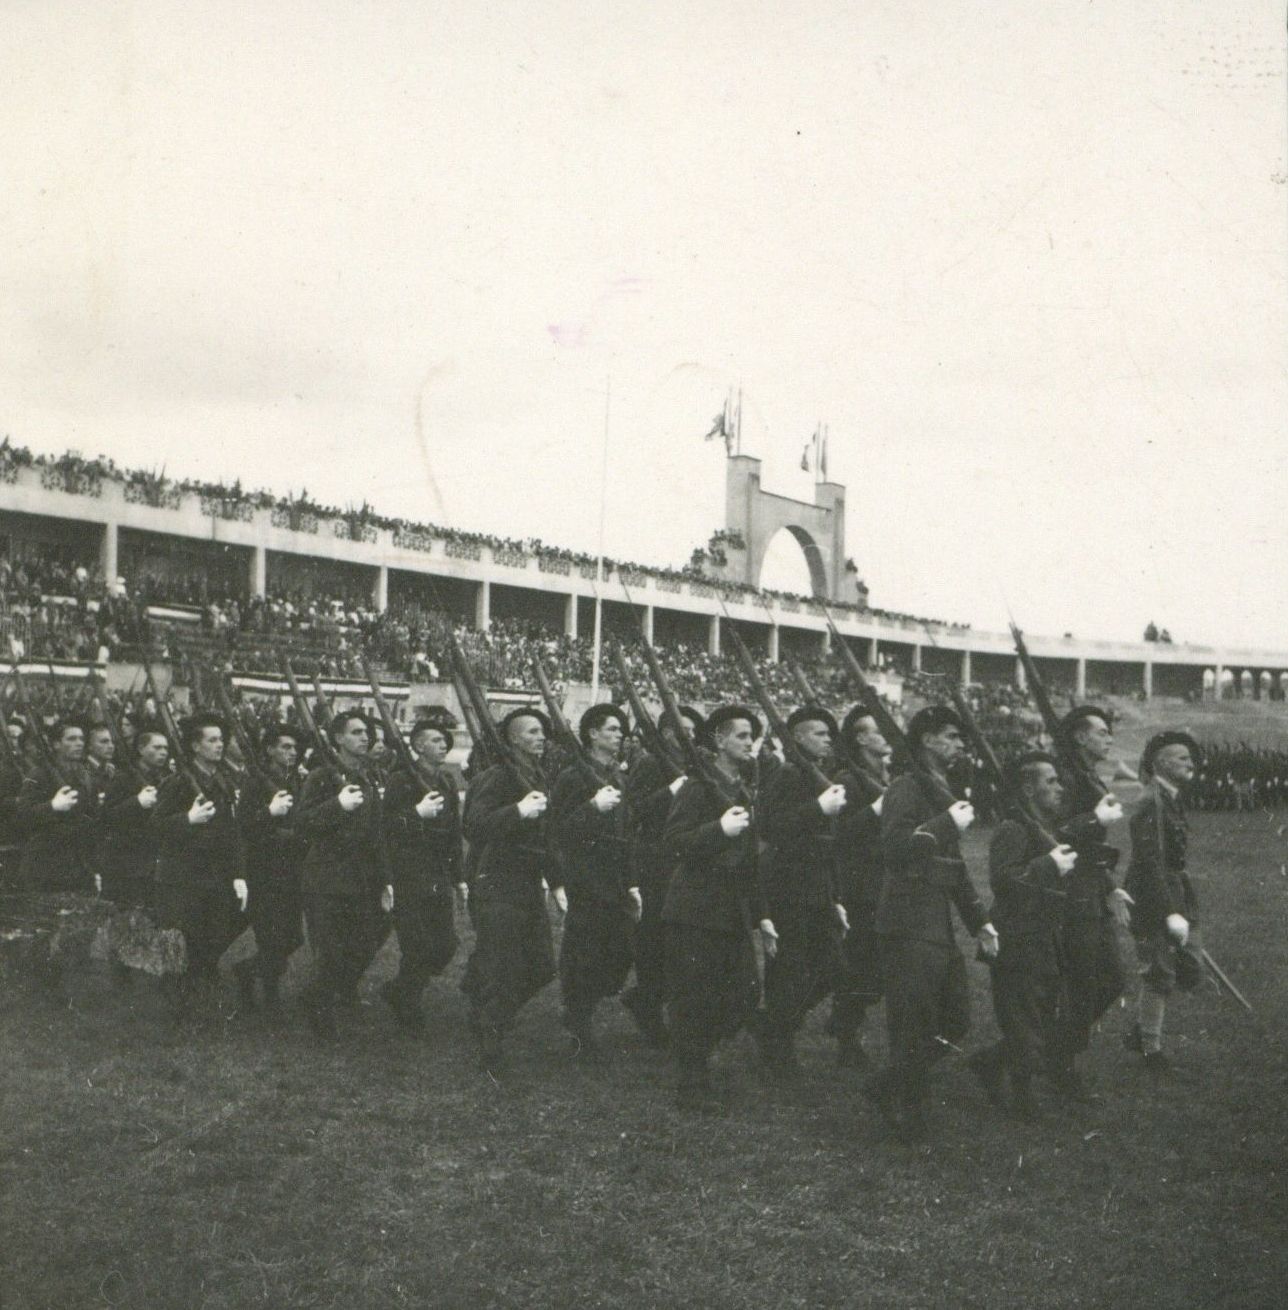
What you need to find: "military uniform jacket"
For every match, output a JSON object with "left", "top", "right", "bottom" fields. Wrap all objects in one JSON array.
[
  {"left": 661, "top": 772, "right": 766, "bottom": 935},
  {"left": 1056, "top": 768, "right": 1118, "bottom": 924},
  {"left": 832, "top": 764, "right": 885, "bottom": 911},
  {"left": 877, "top": 772, "right": 986, "bottom": 946},
  {"left": 296, "top": 761, "right": 389, "bottom": 898},
  {"left": 462, "top": 762, "right": 552, "bottom": 901},
  {"left": 100, "top": 764, "right": 166, "bottom": 885},
  {"left": 15, "top": 761, "right": 102, "bottom": 889},
  {"left": 383, "top": 762, "right": 462, "bottom": 897},
  {"left": 154, "top": 765, "right": 244, "bottom": 887},
  {"left": 988, "top": 817, "right": 1065, "bottom": 974},
  {"left": 551, "top": 760, "right": 633, "bottom": 905},
  {"left": 760, "top": 760, "right": 840, "bottom": 910},
  {"left": 240, "top": 769, "right": 308, "bottom": 889},
  {"left": 625, "top": 750, "right": 681, "bottom": 886},
  {"left": 1125, "top": 783, "right": 1196, "bottom": 932}
]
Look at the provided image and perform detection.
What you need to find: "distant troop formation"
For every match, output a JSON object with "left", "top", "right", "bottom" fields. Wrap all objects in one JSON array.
[
  {"left": 0, "top": 626, "right": 1228, "bottom": 1145},
  {"left": 1189, "top": 741, "right": 1288, "bottom": 811}
]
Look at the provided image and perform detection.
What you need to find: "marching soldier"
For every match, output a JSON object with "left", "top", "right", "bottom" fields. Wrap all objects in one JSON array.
[
  {"left": 236, "top": 726, "right": 307, "bottom": 1013},
  {"left": 756, "top": 705, "right": 850, "bottom": 1076},
  {"left": 620, "top": 705, "right": 702, "bottom": 1047},
  {"left": 99, "top": 729, "right": 168, "bottom": 910},
  {"left": 381, "top": 720, "right": 464, "bottom": 1033},
  {"left": 827, "top": 705, "right": 891, "bottom": 1069},
  {"left": 968, "top": 752, "right": 1077, "bottom": 1119},
  {"left": 1050, "top": 706, "right": 1128, "bottom": 1098},
  {"left": 662, "top": 705, "right": 778, "bottom": 1113},
  {"left": 864, "top": 706, "right": 998, "bottom": 1143},
  {"left": 1124, "top": 732, "right": 1203, "bottom": 1073},
  {"left": 296, "top": 711, "right": 393, "bottom": 1041},
  {"left": 14, "top": 719, "right": 101, "bottom": 895},
  {"left": 153, "top": 714, "right": 248, "bottom": 1016},
  {"left": 550, "top": 703, "right": 640, "bottom": 1058},
  {"left": 460, "top": 707, "right": 555, "bottom": 1073}
]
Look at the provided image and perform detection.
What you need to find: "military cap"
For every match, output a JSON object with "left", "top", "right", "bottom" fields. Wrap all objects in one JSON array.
[
  {"left": 660, "top": 704, "right": 705, "bottom": 739},
  {"left": 703, "top": 703, "right": 763, "bottom": 743},
  {"left": 906, "top": 704, "right": 963, "bottom": 749},
  {"left": 578, "top": 701, "right": 626, "bottom": 746},
  {"left": 786, "top": 704, "right": 838, "bottom": 737},
  {"left": 409, "top": 718, "right": 454, "bottom": 754},
  {"left": 499, "top": 705, "right": 551, "bottom": 741},
  {"left": 1140, "top": 731, "right": 1201, "bottom": 779},
  {"left": 1058, "top": 704, "right": 1112, "bottom": 741},
  {"left": 841, "top": 703, "right": 879, "bottom": 740}
]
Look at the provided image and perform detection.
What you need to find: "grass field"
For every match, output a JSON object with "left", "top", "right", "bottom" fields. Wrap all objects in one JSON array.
[{"left": 3, "top": 702, "right": 1287, "bottom": 1309}]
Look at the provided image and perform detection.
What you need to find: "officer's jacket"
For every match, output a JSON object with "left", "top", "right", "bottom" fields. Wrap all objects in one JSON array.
[
  {"left": 1125, "top": 783, "right": 1197, "bottom": 932},
  {"left": 988, "top": 817, "right": 1064, "bottom": 973},
  {"left": 154, "top": 765, "right": 244, "bottom": 886},
  {"left": 240, "top": 769, "right": 308, "bottom": 887},
  {"left": 551, "top": 760, "right": 632, "bottom": 905},
  {"left": 15, "top": 761, "right": 101, "bottom": 892},
  {"left": 760, "top": 760, "right": 840, "bottom": 910},
  {"left": 383, "top": 761, "right": 462, "bottom": 897},
  {"left": 296, "top": 760, "right": 389, "bottom": 897},
  {"left": 462, "top": 761, "right": 552, "bottom": 900},
  {"left": 100, "top": 764, "right": 166, "bottom": 886}
]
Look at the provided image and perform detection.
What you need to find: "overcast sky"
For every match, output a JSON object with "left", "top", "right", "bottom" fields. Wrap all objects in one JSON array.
[{"left": 3, "top": 2, "right": 1284, "bottom": 646}]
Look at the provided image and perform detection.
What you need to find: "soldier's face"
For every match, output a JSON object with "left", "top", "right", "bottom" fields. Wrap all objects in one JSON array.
[
  {"left": 508, "top": 715, "right": 546, "bottom": 758},
  {"left": 268, "top": 737, "right": 299, "bottom": 772},
  {"left": 849, "top": 716, "right": 892, "bottom": 769},
  {"left": 56, "top": 728, "right": 85, "bottom": 762},
  {"left": 194, "top": 727, "right": 224, "bottom": 765},
  {"left": 6, "top": 724, "right": 23, "bottom": 750},
  {"left": 88, "top": 729, "right": 114, "bottom": 762},
  {"left": 588, "top": 717, "right": 623, "bottom": 759},
  {"left": 413, "top": 729, "right": 448, "bottom": 766},
  {"left": 138, "top": 734, "right": 169, "bottom": 771},
  {"left": 1024, "top": 762, "right": 1063, "bottom": 815},
  {"left": 923, "top": 725, "right": 964, "bottom": 769},
  {"left": 336, "top": 718, "right": 370, "bottom": 756},
  {"left": 793, "top": 719, "right": 832, "bottom": 761},
  {"left": 1075, "top": 717, "right": 1112, "bottom": 762},
  {"left": 1154, "top": 745, "right": 1194, "bottom": 786},
  {"left": 715, "top": 720, "right": 755, "bottom": 764}
]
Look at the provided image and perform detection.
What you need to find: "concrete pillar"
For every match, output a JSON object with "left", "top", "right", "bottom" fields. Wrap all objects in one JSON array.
[
  {"left": 708, "top": 614, "right": 721, "bottom": 656},
  {"left": 1076, "top": 657, "right": 1087, "bottom": 699},
  {"left": 960, "top": 649, "right": 972, "bottom": 685},
  {"left": 564, "top": 592, "right": 578, "bottom": 639},
  {"left": 1214, "top": 663, "right": 1224, "bottom": 700},
  {"left": 643, "top": 604, "right": 655, "bottom": 644},
  {"left": 250, "top": 544, "right": 267, "bottom": 597},
  {"left": 1015, "top": 657, "right": 1027, "bottom": 691},
  {"left": 373, "top": 564, "right": 388, "bottom": 613},
  {"left": 1143, "top": 660, "right": 1153, "bottom": 699},
  {"left": 912, "top": 644, "right": 922, "bottom": 673},
  {"left": 100, "top": 521, "right": 119, "bottom": 585},
  {"left": 475, "top": 578, "right": 491, "bottom": 633},
  {"left": 767, "top": 626, "right": 780, "bottom": 663},
  {"left": 868, "top": 637, "right": 879, "bottom": 669},
  {"left": 820, "top": 628, "right": 831, "bottom": 656}
]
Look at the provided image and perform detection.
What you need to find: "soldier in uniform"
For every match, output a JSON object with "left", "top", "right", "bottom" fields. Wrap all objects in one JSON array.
[
  {"left": 235, "top": 726, "right": 307, "bottom": 1013},
  {"left": 620, "top": 705, "right": 702, "bottom": 1047},
  {"left": 14, "top": 719, "right": 100, "bottom": 895},
  {"left": 85, "top": 724, "right": 117, "bottom": 791},
  {"left": 460, "top": 707, "right": 554, "bottom": 1073},
  {"left": 381, "top": 720, "right": 464, "bottom": 1034},
  {"left": 153, "top": 714, "right": 248, "bottom": 1015},
  {"left": 1049, "top": 706, "right": 1128, "bottom": 1098},
  {"left": 864, "top": 706, "right": 998, "bottom": 1142},
  {"left": 296, "top": 711, "right": 393, "bottom": 1041},
  {"left": 99, "top": 729, "right": 168, "bottom": 910},
  {"left": 755, "top": 705, "right": 850, "bottom": 1076},
  {"left": 1124, "top": 732, "right": 1202, "bottom": 1073},
  {"left": 550, "top": 703, "right": 640, "bottom": 1057},
  {"left": 826, "top": 706, "right": 891, "bottom": 1069},
  {"left": 968, "top": 752, "right": 1078, "bottom": 1119},
  {"left": 662, "top": 705, "right": 778, "bottom": 1112}
]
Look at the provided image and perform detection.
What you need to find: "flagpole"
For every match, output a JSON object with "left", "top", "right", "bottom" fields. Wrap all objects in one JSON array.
[{"left": 590, "top": 375, "right": 611, "bottom": 703}]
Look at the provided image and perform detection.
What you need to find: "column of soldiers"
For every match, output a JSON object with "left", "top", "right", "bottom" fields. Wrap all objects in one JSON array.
[
  {"left": 1190, "top": 741, "right": 1288, "bottom": 811},
  {"left": 1, "top": 679, "right": 1213, "bottom": 1143}
]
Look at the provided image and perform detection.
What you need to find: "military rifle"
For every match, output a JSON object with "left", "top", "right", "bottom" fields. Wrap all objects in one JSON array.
[
  {"left": 608, "top": 641, "right": 683, "bottom": 775},
  {"left": 140, "top": 652, "right": 206, "bottom": 796},
  {"left": 211, "top": 673, "right": 272, "bottom": 788},
  {"left": 359, "top": 655, "right": 444, "bottom": 793},
  {"left": 787, "top": 655, "right": 887, "bottom": 794},
  {"left": 11, "top": 662, "right": 73, "bottom": 788},
  {"left": 282, "top": 656, "right": 348, "bottom": 778}
]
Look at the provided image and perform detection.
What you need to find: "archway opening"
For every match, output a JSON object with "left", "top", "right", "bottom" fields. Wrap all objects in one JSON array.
[{"left": 757, "top": 525, "right": 828, "bottom": 598}]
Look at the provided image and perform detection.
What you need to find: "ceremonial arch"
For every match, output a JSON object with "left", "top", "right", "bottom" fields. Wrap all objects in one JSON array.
[{"left": 720, "top": 452, "right": 862, "bottom": 604}]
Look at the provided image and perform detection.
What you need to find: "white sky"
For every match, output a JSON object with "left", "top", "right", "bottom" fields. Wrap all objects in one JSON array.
[{"left": 2, "top": 1, "right": 1284, "bottom": 645}]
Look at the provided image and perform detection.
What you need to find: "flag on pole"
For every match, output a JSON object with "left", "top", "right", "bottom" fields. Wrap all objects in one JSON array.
[
  {"left": 800, "top": 440, "right": 811, "bottom": 472},
  {"left": 820, "top": 425, "right": 828, "bottom": 480},
  {"left": 704, "top": 393, "right": 735, "bottom": 455}
]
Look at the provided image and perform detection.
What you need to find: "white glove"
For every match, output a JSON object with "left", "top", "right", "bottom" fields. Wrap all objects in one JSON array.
[
  {"left": 870, "top": 793, "right": 884, "bottom": 816},
  {"left": 51, "top": 786, "right": 79, "bottom": 813},
  {"left": 233, "top": 878, "right": 249, "bottom": 912},
  {"left": 759, "top": 918, "right": 778, "bottom": 960},
  {"left": 551, "top": 885, "right": 568, "bottom": 915},
  {"left": 817, "top": 784, "right": 847, "bottom": 817},
  {"left": 949, "top": 800, "right": 975, "bottom": 833},
  {"left": 977, "top": 923, "right": 1000, "bottom": 959},
  {"left": 668, "top": 775, "right": 687, "bottom": 795},
  {"left": 517, "top": 791, "right": 547, "bottom": 820},
  {"left": 337, "top": 784, "right": 365, "bottom": 812},
  {"left": 415, "top": 791, "right": 445, "bottom": 819},
  {"left": 1050, "top": 844, "right": 1077, "bottom": 875},
  {"left": 455, "top": 881, "right": 469, "bottom": 910},
  {"left": 1095, "top": 794, "right": 1124, "bottom": 826},
  {"left": 627, "top": 886, "right": 643, "bottom": 923},
  {"left": 268, "top": 789, "right": 294, "bottom": 817},
  {"left": 592, "top": 785, "right": 622, "bottom": 813},
  {"left": 1166, "top": 913, "right": 1189, "bottom": 946},
  {"left": 94, "top": 872, "right": 103, "bottom": 895},
  {"left": 834, "top": 902, "right": 850, "bottom": 933},
  {"left": 720, "top": 806, "right": 751, "bottom": 838},
  {"left": 187, "top": 796, "right": 216, "bottom": 825},
  {"left": 381, "top": 884, "right": 395, "bottom": 913},
  {"left": 136, "top": 785, "right": 159, "bottom": 810},
  {"left": 1110, "top": 887, "right": 1134, "bottom": 929}
]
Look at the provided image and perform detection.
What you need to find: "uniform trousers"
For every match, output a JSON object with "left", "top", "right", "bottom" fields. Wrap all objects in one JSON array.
[
  {"left": 878, "top": 937, "right": 970, "bottom": 1108},
  {"left": 388, "top": 884, "right": 458, "bottom": 1001},
  {"left": 559, "top": 897, "right": 634, "bottom": 1022},
  {"left": 460, "top": 887, "right": 555, "bottom": 1037}
]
